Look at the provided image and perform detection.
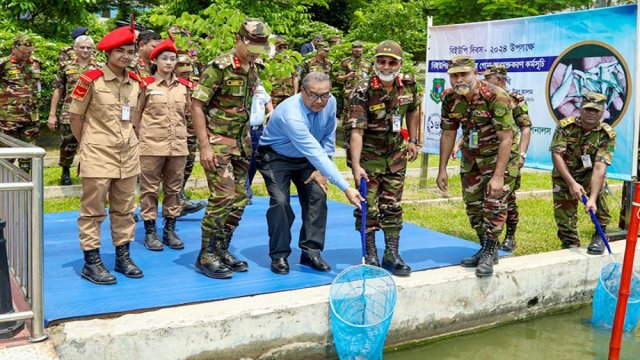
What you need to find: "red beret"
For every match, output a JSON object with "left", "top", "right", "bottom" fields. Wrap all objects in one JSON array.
[
  {"left": 149, "top": 38, "right": 178, "bottom": 61},
  {"left": 97, "top": 25, "right": 136, "bottom": 51}
]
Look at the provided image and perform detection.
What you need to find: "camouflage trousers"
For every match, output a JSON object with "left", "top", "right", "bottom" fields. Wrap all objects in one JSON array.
[
  {"left": 59, "top": 124, "right": 78, "bottom": 168},
  {"left": 552, "top": 175, "right": 610, "bottom": 247},
  {"left": 354, "top": 167, "right": 406, "bottom": 236},
  {"left": 505, "top": 172, "right": 522, "bottom": 229},
  {"left": 201, "top": 151, "right": 250, "bottom": 244},
  {"left": 461, "top": 168, "right": 517, "bottom": 242},
  {"left": 0, "top": 121, "right": 39, "bottom": 173},
  {"left": 183, "top": 135, "right": 198, "bottom": 189}
]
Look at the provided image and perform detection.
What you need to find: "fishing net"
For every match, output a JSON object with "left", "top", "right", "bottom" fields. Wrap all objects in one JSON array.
[{"left": 591, "top": 262, "right": 640, "bottom": 332}]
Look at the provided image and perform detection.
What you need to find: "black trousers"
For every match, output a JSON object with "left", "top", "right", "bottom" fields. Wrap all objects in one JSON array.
[{"left": 257, "top": 147, "right": 328, "bottom": 260}]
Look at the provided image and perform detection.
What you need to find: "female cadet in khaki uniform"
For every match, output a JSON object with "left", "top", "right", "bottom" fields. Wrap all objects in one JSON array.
[
  {"left": 133, "top": 36, "right": 191, "bottom": 252},
  {"left": 69, "top": 21, "right": 144, "bottom": 285}
]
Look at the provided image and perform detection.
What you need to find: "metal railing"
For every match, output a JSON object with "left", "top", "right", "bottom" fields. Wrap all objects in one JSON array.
[{"left": 0, "top": 133, "right": 47, "bottom": 342}]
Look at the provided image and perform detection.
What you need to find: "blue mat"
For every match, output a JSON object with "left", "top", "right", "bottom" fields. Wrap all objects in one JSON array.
[{"left": 44, "top": 197, "right": 496, "bottom": 325}]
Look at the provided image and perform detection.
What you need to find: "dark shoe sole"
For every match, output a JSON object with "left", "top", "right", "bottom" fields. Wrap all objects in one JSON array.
[
  {"left": 499, "top": 245, "right": 515, "bottom": 252},
  {"left": 81, "top": 272, "right": 117, "bottom": 285},
  {"left": 230, "top": 263, "right": 249, "bottom": 272},
  {"left": 162, "top": 242, "right": 185, "bottom": 250},
  {"left": 195, "top": 263, "right": 233, "bottom": 279},
  {"left": 271, "top": 266, "right": 289, "bottom": 275},
  {"left": 476, "top": 271, "right": 494, "bottom": 278},
  {"left": 300, "top": 260, "right": 331, "bottom": 272},
  {"left": 587, "top": 249, "right": 605, "bottom": 255},
  {"left": 114, "top": 267, "right": 144, "bottom": 279},
  {"left": 144, "top": 243, "right": 164, "bottom": 251}
]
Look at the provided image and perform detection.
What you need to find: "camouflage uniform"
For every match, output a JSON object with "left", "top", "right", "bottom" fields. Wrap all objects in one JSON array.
[
  {"left": 191, "top": 19, "right": 269, "bottom": 272},
  {"left": 549, "top": 94, "right": 615, "bottom": 248},
  {"left": 337, "top": 41, "right": 372, "bottom": 119},
  {"left": 177, "top": 53, "right": 198, "bottom": 188},
  {"left": 130, "top": 57, "right": 152, "bottom": 79},
  {"left": 269, "top": 54, "right": 297, "bottom": 107},
  {"left": 300, "top": 42, "right": 332, "bottom": 80},
  {"left": 0, "top": 35, "right": 41, "bottom": 172},
  {"left": 54, "top": 58, "right": 100, "bottom": 168},
  {"left": 58, "top": 46, "right": 77, "bottom": 68}
]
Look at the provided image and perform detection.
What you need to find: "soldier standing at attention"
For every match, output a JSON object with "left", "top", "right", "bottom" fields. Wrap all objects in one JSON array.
[
  {"left": 69, "top": 21, "right": 144, "bottom": 285},
  {"left": 482, "top": 64, "right": 531, "bottom": 252},
  {"left": 48, "top": 35, "right": 100, "bottom": 186},
  {"left": 133, "top": 36, "right": 191, "bottom": 252},
  {"left": 132, "top": 30, "right": 162, "bottom": 78},
  {"left": 348, "top": 40, "right": 419, "bottom": 276},
  {"left": 549, "top": 92, "right": 615, "bottom": 255},
  {"left": 337, "top": 41, "right": 371, "bottom": 118},
  {"left": 269, "top": 37, "right": 299, "bottom": 107},
  {"left": 300, "top": 42, "right": 332, "bottom": 80},
  {"left": 191, "top": 18, "right": 271, "bottom": 279},
  {"left": 437, "top": 56, "right": 519, "bottom": 277},
  {"left": 175, "top": 52, "right": 207, "bottom": 217},
  {"left": 0, "top": 34, "right": 41, "bottom": 173}
]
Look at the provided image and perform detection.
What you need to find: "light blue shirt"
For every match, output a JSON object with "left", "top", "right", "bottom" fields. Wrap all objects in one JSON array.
[{"left": 260, "top": 93, "right": 350, "bottom": 191}]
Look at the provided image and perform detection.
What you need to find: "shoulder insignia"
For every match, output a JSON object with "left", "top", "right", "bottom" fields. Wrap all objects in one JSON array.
[
  {"left": 559, "top": 117, "right": 576, "bottom": 128},
  {"left": 178, "top": 77, "right": 195, "bottom": 90},
  {"left": 395, "top": 75, "right": 404, "bottom": 88},
  {"left": 232, "top": 56, "right": 241, "bottom": 70},
  {"left": 440, "top": 88, "right": 455, "bottom": 101},
  {"left": 78, "top": 69, "right": 104, "bottom": 84},
  {"left": 139, "top": 76, "right": 155, "bottom": 88},
  {"left": 72, "top": 81, "right": 92, "bottom": 101},
  {"left": 127, "top": 71, "right": 142, "bottom": 83},
  {"left": 371, "top": 75, "right": 381, "bottom": 90},
  {"left": 601, "top": 122, "right": 616, "bottom": 138},
  {"left": 212, "top": 54, "right": 233, "bottom": 70},
  {"left": 479, "top": 85, "right": 493, "bottom": 101}
]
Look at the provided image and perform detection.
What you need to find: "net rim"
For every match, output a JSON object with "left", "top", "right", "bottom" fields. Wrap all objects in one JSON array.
[
  {"left": 329, "top": 264, "right": 398, "bottom": 328},
  {"left": 598, "top": 261, "right": 640, "bottom": 304}
]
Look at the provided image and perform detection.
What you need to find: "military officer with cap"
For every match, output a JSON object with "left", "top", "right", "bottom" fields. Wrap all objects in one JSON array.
[
  {"left": 58, "top": 27, "right": 89, "bottom": 67},
  {"left": 300, "top": 41, "right": 332, "bottom": 80},
  {"left": 437, "top": 55, "right": 519, "bottom": 277},
  {"left": 337, "top": 41, "right": 371, "bottom": 120},
  {"left": 69, "top": 19, "right": 145, "bottom": 285},
  {"left": 191, "top": 18, "right": 271, "bottom": 279},
  {"left": 549, "top": 92, "right": 615, "bottom": 254},
  {"left": 0, "top": 34, "right": 41, "bottom": 173},
  {"left": 482, "top": 64, "right": 531, "bottom": 252},
  {"left": 348, "top": 40, "right": 419, "bottom": 276},
  {"left": 269, "top": 36, "right": 299, "bottom": 107}
]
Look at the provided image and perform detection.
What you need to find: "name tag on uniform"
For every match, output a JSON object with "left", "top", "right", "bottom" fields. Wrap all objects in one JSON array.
[
  {"left": 66, "top": 70, "right": 78, "bottom": 75},
  {"left": 469, "top": 130, "right": 479, "bottom": 149},
  {"left": 148, "top": 91, "right": 164, "bottom": 96},
  {"left": 392, "top": 114, "right": 402, "bottom": 132},
  {"left": 122, "top": 102, "right": 131, "bottom": 121},
  {"left": 226, "top": 80, "right": 244, "bottom": 86},
  {"left": 369, "top": 103, "right": 385, "bottom": 111},
  {"left": 581, "top": 154, "right": 593, "bottom": 169},
  {"left": 7, "top": 69, "right": 20, "bottom": 75},
  {"left": 449, "top": 113, "right": 463, "bottom": 119},
  {"left": 472, "top": 110, "right": 492, "bottom": 117},
  {"left": 398, "top": 95, "right": 414, "bottom": 105}
]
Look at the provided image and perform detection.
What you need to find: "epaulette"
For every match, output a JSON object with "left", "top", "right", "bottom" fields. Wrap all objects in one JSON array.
[
  {"left": 178, "top": 77, "right": 195, "bottom": 90},
  {"left": 78, "top": 69, "right": 104, "bottom": 84},
  {"left": 0, "top": 56, "right": 10, "bottom": 66},
  {"left": 138, "top": 75, "right": 155, "bottom": 88},
  {"left": 479, "top": 85, "right": 494, "bottom": 102},
  {"left": 440, "top": 88, "right": 455, "bottom": 101},
  {"left": 559, "top": 117, "right": 576, "bottom": 128},
  {"left": 340, "top": 57, "right": 351, "bottom": 66},
  {"left": 395, "top": 75, "right": 404, "bottom": 88},
  {"left": 510, "top": 91, "right": 525, "bottom": 102},
  {"left": 371, "top": 75, "right": 381, "bottom": 90},
  {"left": 212, "top": 54, "right": 233, "bottom": 70},
  {"left": 29, "top": 56, "right": 42, "bottom": 64},
  {"left": 601, "top": 122, "right": 616, "bottom": 138}
]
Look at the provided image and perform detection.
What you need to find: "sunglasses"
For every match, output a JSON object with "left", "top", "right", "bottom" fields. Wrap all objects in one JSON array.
[
  {"left": 375, "top": 58, "right": 400, "bottom": 67},
  {"left": 303, "top": 87, "right": 331, "bottom": 102},
  {"left": 17, "top": 42, "right": 33, "bottom": 47},
  {"left": 276, "top": 45, "right": 288, "bottom": 50}
]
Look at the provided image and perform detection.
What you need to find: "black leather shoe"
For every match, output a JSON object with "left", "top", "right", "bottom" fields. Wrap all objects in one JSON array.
[
  {"left": 271, "top": 258, "right": 289, "bottom": 275},
  {"left": 60, "top": 166, "right": 72, "bottom": 186},
  {"left": 300, "top": 253, "right": 331, "bottom": 272}
]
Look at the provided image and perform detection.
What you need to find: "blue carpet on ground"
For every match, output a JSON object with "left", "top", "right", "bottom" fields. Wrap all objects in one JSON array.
[{"left": 44, "top": 196, "right": 503, "bottom": 325}]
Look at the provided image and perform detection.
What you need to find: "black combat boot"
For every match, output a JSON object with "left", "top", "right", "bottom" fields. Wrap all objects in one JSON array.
[
  {"left": 195, "top": 239, "right": 233, "bottom": 279},
  {"left": 217, "top": 230, "right": 248, "bottom": 272},
  {"left": 460, "top": 235, "right": 499, "bottom": 267},
  {"left": 114, "top": 243, "right": 143, "bottom": 278},
  {"left": 364, "top": 231, "right": 380, "bottom": 267},
  {"left": 476, "top": 238, "right": 499, "bottom": 277},
  {"left": 60, "top": 166, "right": 72, "bottom": 186},
  {"left": 381, "top": 234, "right": 411, "bottom": 276},
  {"left": 177, "top": 190, "right": 207, "bottom": 218},
  {"left": 500, "top": 224, "right": 517, "bottom": 252},
  {"left": 81, "top": 249, "right": 116, "bottom": 285},
  {"left": 162, "top": 217, "right": 184, "bottom": 249},
  {"left": 587, "top": 226, "right": 606, "bottom": 255},
  {"left": 143, "top": 219, "right": 163, "bottom": 251}
]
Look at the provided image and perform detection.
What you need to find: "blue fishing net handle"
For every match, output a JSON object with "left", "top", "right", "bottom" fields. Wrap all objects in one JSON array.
[
  {"left": 359, "top": 178, "right": 367, "bottom": 260},
  {"left": 581, "top": 194, "right": 613, "bottom": 255}
]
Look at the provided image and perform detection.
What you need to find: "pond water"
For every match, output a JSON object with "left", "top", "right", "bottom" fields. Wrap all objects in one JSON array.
[{"left": 385, "top": 306, "right": 640, "bottom": 360}]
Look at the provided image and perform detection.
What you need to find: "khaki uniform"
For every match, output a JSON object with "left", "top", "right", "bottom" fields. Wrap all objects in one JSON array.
[
  {"left": 136, "top": 75, "right": 190, "bottom": 220},
  {"left": 69, "top": 65, "right": 141, "bottom": 251}
]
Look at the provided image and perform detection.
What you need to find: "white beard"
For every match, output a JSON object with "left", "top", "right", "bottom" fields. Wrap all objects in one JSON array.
[
  {"left": 375, "top": 70, "right": 399, "bottom": 82},
  {"left": 454, "top": 85, "right": 471, "bottom": 96}
]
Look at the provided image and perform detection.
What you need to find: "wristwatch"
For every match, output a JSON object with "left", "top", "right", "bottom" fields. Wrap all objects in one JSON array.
[
  {"left": 408, "top": 138, "right": 419, "bottom": 144},
  {"left": 520, "top": 152, "right": 527, "bottom": 159}
]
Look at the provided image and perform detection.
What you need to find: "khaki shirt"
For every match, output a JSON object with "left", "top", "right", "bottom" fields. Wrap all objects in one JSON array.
[
  {"left": 69, "top": 65, "right": 140, "bottom": 178},
  {"left": 136, "top": 75, "right": 190, "bottom": 156}
]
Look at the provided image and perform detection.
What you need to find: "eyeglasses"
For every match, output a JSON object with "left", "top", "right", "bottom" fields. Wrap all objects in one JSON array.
[
  {"left": 303, "top": 87, "right": 331, "bottom": 102},
  {"left": 17, "top": 42, "right": 33, "bottom": 47},
  {"left": 77, "top": 46, "right": 94, "bottom": 51},
  {"left": 375, "top": 58, "right": 400, "bottom": 67}
]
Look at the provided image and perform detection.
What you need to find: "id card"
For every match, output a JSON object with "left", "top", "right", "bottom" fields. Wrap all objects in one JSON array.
[
  {"left": 392, "top": 114, "right": 402, "bottom": 132},
  {"left": 469, "top": 129, "right": 479, "bottom": 149},
  {"left": 581, "top": 154, "right": 593, "bottom": 169},
  {"left": 121, "top": 101, "right": 131, "bottom": 121}
]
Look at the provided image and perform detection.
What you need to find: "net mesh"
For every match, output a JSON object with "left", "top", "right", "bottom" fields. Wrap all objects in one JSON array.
[
  {"left": 329, "top": 264, "right": 397, "bottom": 360},
  {"left": 591, "top": 262, "right": 640, "bottom": 332}
]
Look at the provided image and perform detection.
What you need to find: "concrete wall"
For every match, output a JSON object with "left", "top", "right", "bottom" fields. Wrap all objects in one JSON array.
[{"left": 48, "top": 241, "right": 640, "bottom": 359}]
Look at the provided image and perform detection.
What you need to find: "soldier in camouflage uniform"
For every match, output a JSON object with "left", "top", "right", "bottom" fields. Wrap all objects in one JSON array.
[
  {"left": 549, "top": 92, "right": 615, "bottom": 255},
  {"left": 175, "top": 52, "right": 207, "bottom": 217},
  {"left": 337, "top": 41, "right": 372, "bottom": 120},
  {"left": 437, "top": 56, "right": 519, "bottom": 277},
  {"left": 269, "top": 37, "right": 299, "bottom": 107},
  {"left": 348, "top": 40, "right": 419, "bottom": 276},
  {"left": 300, "top": 42, "right": 332, "bottom": 80},
  {"left": 191, "top": 18, "right": 271, "bottom": 279},
  {"left": 482, "top": 64, "right": 531, "bottom": 252},
  {"left": 130, "top": 30, "right": 161, "bottom": 78},
  {"left": 0, "top": 34, "right": 41, "bottom": 173},
  {"left": 57, "top": 27, "right": 89, "bottom": 68},
  {"left": 48, "top": 35, "right": 100, "bottom": 185}
]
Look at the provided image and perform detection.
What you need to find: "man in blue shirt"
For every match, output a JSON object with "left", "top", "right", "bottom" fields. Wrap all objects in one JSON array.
[{"left": 258, "top": 72, "right": 363, "bottom": 275}]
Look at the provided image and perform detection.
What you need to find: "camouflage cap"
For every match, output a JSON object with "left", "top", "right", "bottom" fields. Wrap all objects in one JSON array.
[
  {"left": 482, "top": 64, "right": 508, "bottom": 77},
  {"left": 375, "top": 40, "right": 402, "bottom": 60},
  {"left": 316, "top": 41, "right": 330, "bottom": 51},
  {"left": 352, "top": 41, "right": 364, "bottom": 48},
  {"left": 14, "top": 34, "right": 34, "bottom": 47},
  {"left": 238, "top": 18, "right": 271, "bottom": 54},
  {"left": 274, "top": 37, "right": 288, "bottom": 46},
  {"left": 447, "top": 55, "right": 476, "bottom": 74},
  {"left": 581, "top": 92, "right": 607, "bottom": 111}
]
